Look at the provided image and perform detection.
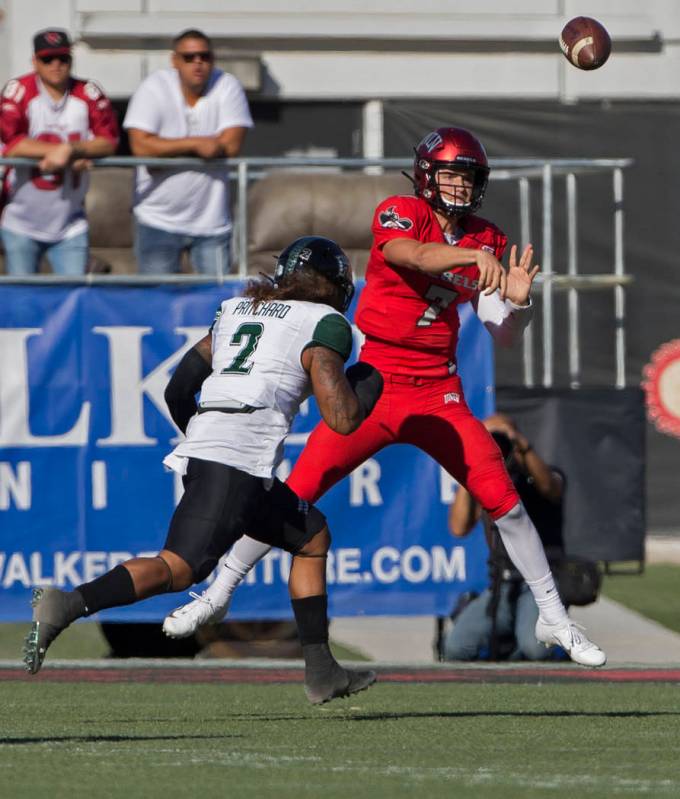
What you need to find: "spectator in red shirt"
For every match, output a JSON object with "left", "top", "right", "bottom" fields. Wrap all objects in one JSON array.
[{"left": 0, "top": 29, "right": 119, "bottom": 275}]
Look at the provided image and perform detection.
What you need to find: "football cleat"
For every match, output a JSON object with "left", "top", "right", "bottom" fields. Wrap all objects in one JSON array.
[
  {"left": 302, "top": 643, "right": 377, "bottom": 705},
  {"left": 23, "top": 587, "right": 79, "bottom": 675},
  {"left": 535, "top": 618, "right": 607, "bottom": 667},
  {"left": 162, "top": 591, "right": 228, "bottom": 639},
  {"left": 306, "top": 665, "right": 377, "bottom": 706}
]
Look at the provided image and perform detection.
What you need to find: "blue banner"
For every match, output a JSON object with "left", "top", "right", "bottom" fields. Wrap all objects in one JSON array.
[{"left": 0, "top": 284, "right": 493, "bottom": 621}]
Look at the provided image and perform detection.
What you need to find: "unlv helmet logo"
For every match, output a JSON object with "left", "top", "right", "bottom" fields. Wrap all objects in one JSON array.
[
  {"left": 45, "top": 32, "right": 63, "bottom": 46},
  {"left": 419, "top": 131, "right": 443, "bottom": 154},
  {"left": 379, "top": 205, "right": 414, "bottom": 231}
]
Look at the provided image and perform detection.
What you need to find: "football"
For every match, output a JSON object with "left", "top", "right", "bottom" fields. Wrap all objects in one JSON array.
[{"left": 559, "top": 16, "right": 611, "bottom": 70}]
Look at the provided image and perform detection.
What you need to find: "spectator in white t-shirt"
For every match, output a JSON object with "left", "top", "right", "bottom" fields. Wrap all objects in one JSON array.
[
  {"left": 123, "top": 29, "right": 253, "bottom": 276},
  {"left": 0, "top": 29, "right": 119, "bottom": 275}
]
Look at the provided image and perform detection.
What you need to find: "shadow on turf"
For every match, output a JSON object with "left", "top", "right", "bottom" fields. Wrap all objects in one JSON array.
[
  {"left": 179, "top": 709, "right": 680, "bottom": 723},
  {"left": 1, "top": 733, "right": 241, "bottom": 746},
  {"left": 322, "top": 710, "right": 680, "bottom": 721}
]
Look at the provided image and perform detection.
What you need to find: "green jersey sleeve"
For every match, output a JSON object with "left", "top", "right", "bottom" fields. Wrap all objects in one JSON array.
[{"left": 308, "top": 313, "right": 353, "bottom": 362}]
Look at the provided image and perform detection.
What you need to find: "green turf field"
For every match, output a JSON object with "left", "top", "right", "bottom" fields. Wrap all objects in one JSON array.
[
  {"left": 603, "top": 564, "right": 680, "bottom": 635},
  {"left": 1, "top": 680, "right": 678, "bottom": 799}
]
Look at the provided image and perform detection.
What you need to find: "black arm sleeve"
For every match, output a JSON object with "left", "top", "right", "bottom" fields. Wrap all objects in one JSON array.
[
  {"left": 164, "top": 347, "right": 213, "bottom": 434},
  {"left": 345, "top": 361, "right": 384, "bottom": 420}
]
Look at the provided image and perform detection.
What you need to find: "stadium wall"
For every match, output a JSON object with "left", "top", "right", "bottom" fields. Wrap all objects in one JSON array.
[{"left": 1, "top": 1, "right": 679, "bottom": 101}]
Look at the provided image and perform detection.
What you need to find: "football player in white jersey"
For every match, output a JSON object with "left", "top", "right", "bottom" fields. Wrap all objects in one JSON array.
[
  {"left": 24, "top": 236, "right": 383, "bottom": 705},
  {"left": 0, "top": 29, "right": 119, "bottom": 275}
]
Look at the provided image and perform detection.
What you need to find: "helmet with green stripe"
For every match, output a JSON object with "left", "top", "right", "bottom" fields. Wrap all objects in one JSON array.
[{"left": 274, "top": 236, "right": 355, "bottom": 313}]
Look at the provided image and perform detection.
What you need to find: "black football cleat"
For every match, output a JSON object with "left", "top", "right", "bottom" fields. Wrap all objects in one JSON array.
[
  {"left": 23, "top": 587, "right": 83, "bottom": 675},
  {"left": 302, "top": 643, "right": 377, "bottom": 705}
]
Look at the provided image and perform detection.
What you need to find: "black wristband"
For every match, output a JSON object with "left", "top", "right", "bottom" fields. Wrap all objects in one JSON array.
[{"left": 345, "top": 361, "right": 384, "bottom": 419}]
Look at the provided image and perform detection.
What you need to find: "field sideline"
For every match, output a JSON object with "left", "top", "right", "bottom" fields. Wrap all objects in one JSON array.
[{"left": 1, "top": 662, "right": 678, "bottom": 799}]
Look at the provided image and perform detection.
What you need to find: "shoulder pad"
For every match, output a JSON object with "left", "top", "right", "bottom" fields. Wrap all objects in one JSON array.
[{"left": 375, "top": 195, "right": 425, "bottom": 232}]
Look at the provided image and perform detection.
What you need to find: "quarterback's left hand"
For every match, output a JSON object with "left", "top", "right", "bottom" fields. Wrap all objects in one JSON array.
[{"left": 505, "top": 244, "right": 540, "bottom": 306}]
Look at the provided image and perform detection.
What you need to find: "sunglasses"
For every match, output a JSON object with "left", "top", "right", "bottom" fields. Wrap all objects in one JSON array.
[
  {"left": 37, "top": 54, "right": 71, "bottom": 65},
  {"left": 177, "top": 51, "right": 213, "bottom": 64}
]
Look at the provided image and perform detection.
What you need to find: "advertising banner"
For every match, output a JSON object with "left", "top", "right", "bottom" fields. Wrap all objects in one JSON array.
[{"left": 0, "top": 283, "right": 493, "bottom": 621}]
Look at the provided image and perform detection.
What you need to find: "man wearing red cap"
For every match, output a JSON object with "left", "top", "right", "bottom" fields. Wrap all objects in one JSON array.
[{"left": 0, "top": 29, "right": 119, "bottom": 275}]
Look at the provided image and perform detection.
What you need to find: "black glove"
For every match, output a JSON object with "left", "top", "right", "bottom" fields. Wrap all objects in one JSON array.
[{"left": 345, "top": 361, "right": 384, "bottom": 419}]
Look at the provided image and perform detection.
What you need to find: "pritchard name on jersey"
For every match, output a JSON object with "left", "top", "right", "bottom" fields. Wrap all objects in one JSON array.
[{"left": 232, "top": 299, "right": 293, "bottom": 319}]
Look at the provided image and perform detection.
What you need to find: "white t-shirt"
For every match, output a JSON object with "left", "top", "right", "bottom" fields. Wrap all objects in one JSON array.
[
  {"left": 123, "top": 68, "right": 253, "bottom": 236},
  {"left": 164, "top": 296, "right": 353, "bottom": 479}
]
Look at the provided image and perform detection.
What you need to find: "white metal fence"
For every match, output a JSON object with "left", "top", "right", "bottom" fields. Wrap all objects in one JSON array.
[{"left": 0, "top": 155, "right": 633, "bottom": 388}]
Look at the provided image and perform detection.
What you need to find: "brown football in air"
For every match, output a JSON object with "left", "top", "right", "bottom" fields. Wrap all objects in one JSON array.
[{"left": 559, "top": 16, "right": 612, "bottom": 70}]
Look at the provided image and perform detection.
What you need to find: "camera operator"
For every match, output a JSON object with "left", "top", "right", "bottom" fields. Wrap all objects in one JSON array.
[{"left": 443, "top": 413, "right": 566, "bottom": 661}]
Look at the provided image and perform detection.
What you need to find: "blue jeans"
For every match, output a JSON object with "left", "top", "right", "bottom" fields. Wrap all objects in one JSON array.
[
  {"left": 134, "top": 221, "right": 232, "bottom": 276},
  {"left": 443, "top": 583, "right": 552, "bottom": 662},
  {"left": 1, "top": 228, "right": 89, "bottom": 276}
]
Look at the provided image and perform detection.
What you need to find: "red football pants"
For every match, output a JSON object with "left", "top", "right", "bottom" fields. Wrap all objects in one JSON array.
[{"left": 288, "top": 373, "right": 519, "bottom": 519}]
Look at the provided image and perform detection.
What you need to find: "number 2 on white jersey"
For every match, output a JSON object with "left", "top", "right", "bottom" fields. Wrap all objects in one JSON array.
[
  {"left": 221, "top": 322, "right": 264, "bottom": 374},
  {"left": 416, "top": 285, "right": 459, "bottom": 327}
]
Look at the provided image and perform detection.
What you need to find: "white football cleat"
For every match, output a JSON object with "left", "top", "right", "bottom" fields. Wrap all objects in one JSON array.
[
  {"left": 535, "top": 618, "right": 607, "bottom": 667},
  {"left": 162, "top": 591, "right": 229, "bottom": 639}
]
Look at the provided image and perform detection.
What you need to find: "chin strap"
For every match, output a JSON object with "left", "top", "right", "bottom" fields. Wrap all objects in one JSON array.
[{"left": 401, "top": 170, "right": 417, "bottom": 189}]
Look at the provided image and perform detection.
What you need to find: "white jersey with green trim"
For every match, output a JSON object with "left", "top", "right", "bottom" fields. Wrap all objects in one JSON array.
[{"left": 164, "top": 296, "right": 353, "bottom": 479}]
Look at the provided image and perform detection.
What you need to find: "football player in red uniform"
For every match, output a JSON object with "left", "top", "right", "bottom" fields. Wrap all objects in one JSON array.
[{"left": 165, "top": 127, "right": 606, "bottom": 667}]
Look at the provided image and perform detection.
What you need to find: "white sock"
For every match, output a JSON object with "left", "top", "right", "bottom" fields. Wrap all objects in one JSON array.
[
  {"left": 204, "top": 536, "right": 271, "bottom": 608},
  {"left": 495, "top": 502, "right": 569, "bottom": 626}
]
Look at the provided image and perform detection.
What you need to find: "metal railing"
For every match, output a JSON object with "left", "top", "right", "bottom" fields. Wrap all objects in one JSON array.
[{"left": 0, "top": 155, "right": 633, "bottom": 387}]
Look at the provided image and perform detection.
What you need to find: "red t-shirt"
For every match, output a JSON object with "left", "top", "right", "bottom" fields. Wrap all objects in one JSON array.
[{"left": 355, "top": 194, "right": 507, "bottom": 377}]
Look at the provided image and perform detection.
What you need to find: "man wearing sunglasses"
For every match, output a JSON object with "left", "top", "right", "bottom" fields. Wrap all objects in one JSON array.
[
  {"left": 0, "top": 29, "right": 119, "bottom": 275},
  {"left": 124, "top": 29, "right": 253, "bottom": 276}
]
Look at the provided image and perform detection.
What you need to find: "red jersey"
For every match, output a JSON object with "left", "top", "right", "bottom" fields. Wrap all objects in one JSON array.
[
  {"left": 355, "top": 194, "right": 507, "bottom": 377},
  {"left": 0, "top": 73, "right": 118, "bottom": 241}
]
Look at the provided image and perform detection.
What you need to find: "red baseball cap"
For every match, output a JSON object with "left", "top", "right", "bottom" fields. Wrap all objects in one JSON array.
[{"left": 33, "top": 29, "right": 72, "bottom": 58}]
